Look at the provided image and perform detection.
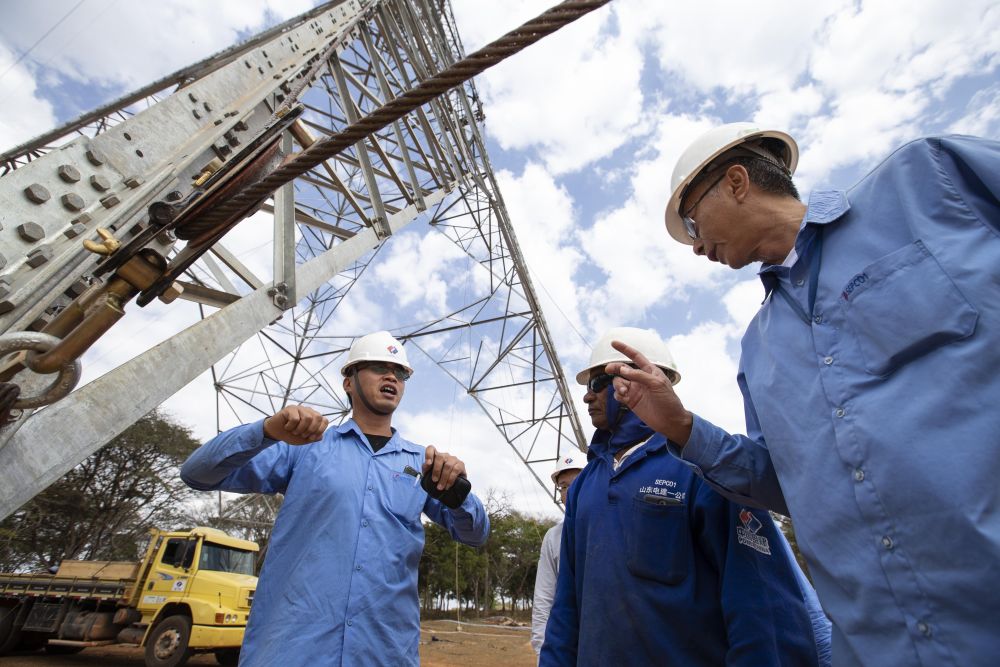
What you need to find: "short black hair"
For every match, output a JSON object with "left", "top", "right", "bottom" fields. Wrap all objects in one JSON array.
[{"left": 723, "top": 138, "right": 799, "bottom": 200}]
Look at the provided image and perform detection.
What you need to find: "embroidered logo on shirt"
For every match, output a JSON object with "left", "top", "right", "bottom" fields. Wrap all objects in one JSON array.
[
  {"left": 841, "top": 272, "right": 869, "bottom": 301},
  {"left": 737, "top": 509, "right": 772, "bottom": 555},
  {"left": 637, "top": 478, "right": 686, "bottom": 502}
]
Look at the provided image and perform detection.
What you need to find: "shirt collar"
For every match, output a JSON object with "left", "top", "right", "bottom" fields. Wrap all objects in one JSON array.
[
  {"left": 589, "top": 433, "right": 667, "bottom": 463},
  {"left": 336, "top": 418, "right": 421, "bottom": 454},
  {"left": 758, "top": 190, "right": 851, "bottom": 296}
]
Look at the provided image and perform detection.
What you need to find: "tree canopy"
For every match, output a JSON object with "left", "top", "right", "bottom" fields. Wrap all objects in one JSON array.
[{"left": 0, "top": 409, "right": 199, "bottom": 572}]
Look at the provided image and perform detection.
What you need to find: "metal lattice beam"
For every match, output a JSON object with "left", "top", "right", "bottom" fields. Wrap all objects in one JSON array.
[{"left": 0, "top": 0, "right": 604, "bottom": 519}]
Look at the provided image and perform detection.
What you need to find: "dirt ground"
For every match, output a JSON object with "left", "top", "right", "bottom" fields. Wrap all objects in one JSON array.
[{"left": 2, "top": 619, "right": 536, "bottom": 667}]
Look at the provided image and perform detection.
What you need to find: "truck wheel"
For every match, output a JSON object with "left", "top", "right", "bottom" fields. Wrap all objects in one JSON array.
[
  {"left": 215, "top": 647, "right": 240, "bottom": 665},
  {"left": 144, "top": 615, "right": 193, "bottom": 667}
]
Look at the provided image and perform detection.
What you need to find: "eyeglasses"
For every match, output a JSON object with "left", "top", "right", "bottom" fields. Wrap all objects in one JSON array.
[
  {"left": 681, "top": 170, "right": 727, "bottom": 241},
  {"left": 555, "top": 483, "right": 571, "bottom": 491},
  {"left": 357, "top": 362, "right": 411, "bottom": 382},
  {"left": 586, "top": 373, "right": 616, "bottom": 394}
]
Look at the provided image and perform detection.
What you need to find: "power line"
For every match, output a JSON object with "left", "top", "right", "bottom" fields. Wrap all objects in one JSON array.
[{"left": 0, "top": 0, "right": 88, "bottom": 84}]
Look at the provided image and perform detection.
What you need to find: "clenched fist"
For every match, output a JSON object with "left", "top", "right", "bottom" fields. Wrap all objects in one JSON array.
[{"left": 263, "top": 405, "right": 329, "bottom": 445}]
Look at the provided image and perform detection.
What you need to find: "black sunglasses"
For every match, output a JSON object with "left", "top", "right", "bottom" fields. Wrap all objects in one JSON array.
[
  {"left": 357, "top": 362, "right": 411, "bottom": 382},
  {"left": 586, "top": 373, "right": 616, "bottom": 394}
]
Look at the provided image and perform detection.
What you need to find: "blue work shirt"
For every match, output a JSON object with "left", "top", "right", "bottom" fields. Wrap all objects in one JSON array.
[
  {"left": 180, "top": 418, "right": 490, "bottom": 667},
  {"left": 541, "top": 434, "right": 824, "bottom": 666},
  {"left": 676, "top": 136, "right": 1000, "bottom": 666}
]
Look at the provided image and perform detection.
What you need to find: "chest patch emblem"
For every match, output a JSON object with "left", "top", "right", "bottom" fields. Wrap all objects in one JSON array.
[
  {"left": 737, "top": 509, "right": 772, "bottom": 556},
  {"left": 841, "top": 272, "right": 869, "bottom": 301},
  {"left": 638, "top": 478, "right": 685, "bottom": 502}
]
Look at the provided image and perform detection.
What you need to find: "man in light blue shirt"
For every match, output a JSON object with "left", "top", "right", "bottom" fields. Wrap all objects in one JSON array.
[
  {"left": 608, "top": 124, "right": 1000, "bottom": 666},
  {"left": 181, "top": 331, "right": 490, "bottom": 666}
]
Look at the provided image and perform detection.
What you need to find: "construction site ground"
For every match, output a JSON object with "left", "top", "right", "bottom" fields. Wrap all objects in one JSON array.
[{"left": 3, "top": 618, "right": 536, "bottom": 666}]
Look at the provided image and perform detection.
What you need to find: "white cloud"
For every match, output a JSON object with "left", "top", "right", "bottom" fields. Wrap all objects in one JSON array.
[
  {"left": 577, "top": 113, "right": 732, "bottom": 330},
  {"left": 0, "top": 44, "right": 58, "bottom": 151},
  {"left": 1, "top": 0, "right": 313, "bottom": 92},
  {"left": 456, "top": 0, "right": 644, "bottom": 174},
  {"left": 947, "top": 84, "right": 1000, "bottom": 137},
  {"left": 397, "top": 400, "right": 563, "bottom": 519},
  {"left": 669, "top": 279, "right": 764, "bottom": 436},
  {"left": 634, "top": 0, "right": 836, "bottom": 99},
  {"left": 373, "top": 228, "right": 468, "bottom": 316},
  {"left": 495, "top": 163, "right": 589, "bottom": 361}
]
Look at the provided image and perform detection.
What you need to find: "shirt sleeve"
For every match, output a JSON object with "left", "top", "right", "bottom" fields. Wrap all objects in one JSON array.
[
  {"left": 531, "top": 525, "right": 560, "bottom": 655},
  {"left": 935, "top": 135, "right": 1000, "bottom": 236},
  {"left": 539, "top": 496, "right": 579, "bottom": 666},
  {"left": 179, "top": 419, "right": 296, "bottom": 494},
  {"left": 691, "top": 484, "right": 819, "bottom": 667},
  {"left": 423, "top": 491, "right": 490, "bottom": 548},
  {"left": 668, "top": 368, "right": 789, "bottom": 515}
]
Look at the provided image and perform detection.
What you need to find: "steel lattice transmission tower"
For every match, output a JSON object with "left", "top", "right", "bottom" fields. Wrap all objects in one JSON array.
[{"left": 0, "top": 0, "right": 599, "bottom": 519}]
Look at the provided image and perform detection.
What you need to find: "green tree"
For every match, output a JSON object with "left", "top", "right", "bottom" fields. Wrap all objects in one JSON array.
[
  {"left": 418, "top": 488, "right": 555, "bottom": 615},
  {"left": 0, "top": 409, "right": 200, "bottom": 572}
]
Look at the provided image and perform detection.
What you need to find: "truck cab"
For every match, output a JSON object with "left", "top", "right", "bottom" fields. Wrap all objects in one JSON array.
[
  {"left": 0, "top": 526, "right": 258, "bottom": 667},
  {"left": 135, "top": 527, "right": 258, "bottom": 665}
]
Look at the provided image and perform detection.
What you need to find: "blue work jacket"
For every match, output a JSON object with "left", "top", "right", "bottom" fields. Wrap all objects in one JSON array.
[
  {"left": 540, "top": 434, "right": 822, "bottom": 666},
  {"left": 180, "top": 419, "right": 490, "bottom": 667},
  {"left": 676, "top": 136, "right": 1000, "bottom": 665}
]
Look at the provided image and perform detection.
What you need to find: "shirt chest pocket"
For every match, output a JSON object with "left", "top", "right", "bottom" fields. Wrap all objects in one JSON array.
[
  {"left": 624, "top": 498, "right": 691, "bottom": 585},
  {"left": 840, "top": 240, "right": 978, "bottom": 377},
  {"left": 384, "top": 472, "right": 426, "bottom": 524}
]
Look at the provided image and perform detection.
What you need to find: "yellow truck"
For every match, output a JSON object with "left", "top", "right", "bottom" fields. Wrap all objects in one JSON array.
[{"left": 0, "top": 526, "right": 257, "bottom": 666}]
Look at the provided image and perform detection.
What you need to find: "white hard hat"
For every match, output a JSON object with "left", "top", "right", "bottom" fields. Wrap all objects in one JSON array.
[
  {"left": 665, "top": 122, "right": 798, "bottom": 245},
  {"left": 340, "top": 331, "right": 413, "bottom": 376},
  {"left": 576, "top": 327, "right": 680, "bottom": 386},
  {"left": 551, "top": 453, "right": 586, "bottom": 482}
]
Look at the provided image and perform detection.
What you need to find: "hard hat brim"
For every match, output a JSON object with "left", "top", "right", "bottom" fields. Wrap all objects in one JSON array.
[
  {"left": 575, "top": 361, "right": 681, "bottom": 386},
  {"left": 341, "top": 359, "right": 415, "bottom": 377}
]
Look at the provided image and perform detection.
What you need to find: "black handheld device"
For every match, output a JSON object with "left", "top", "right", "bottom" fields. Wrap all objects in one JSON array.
[{"left": 421, "top": 472, "right": 471, "bottom": 509}]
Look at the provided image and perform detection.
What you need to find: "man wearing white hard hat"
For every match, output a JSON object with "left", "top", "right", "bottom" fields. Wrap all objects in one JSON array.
[
  {"left": 611, "top": 124, "right": 1000, "bottom": 665},
  {"left": 181, "top": 330, "right": 490, "bottom": 666},
  {"left": 541, "top": 327, "right": 828, "bottom": 666},
  {"left": 530, "top": 453, "right": 585, "bottom": 658}
]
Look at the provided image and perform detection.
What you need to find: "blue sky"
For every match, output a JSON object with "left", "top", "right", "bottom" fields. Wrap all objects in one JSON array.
[{"left": 1, "top": 0, "right": 998, "bottom": 518}]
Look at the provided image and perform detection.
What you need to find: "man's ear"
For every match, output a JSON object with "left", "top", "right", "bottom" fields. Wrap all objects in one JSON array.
[
  {"left": 343, "top": 374, "right": 352, "bottom": 395},
  {"left": 725, "top": 163, "right": 751, "bottom": 203}
]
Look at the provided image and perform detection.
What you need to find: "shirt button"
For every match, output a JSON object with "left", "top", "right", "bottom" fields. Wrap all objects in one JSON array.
[
  {"left": 347, "top": 619, "right": 353, "bottom": 626},
  {"left": 823, "top": 356, "right": 834, "bottom": 365},
  {"left": 854, "top": 469, "right": 865, "bottom": 482},
  {"left": 355, "top": 564, "right": 362, "bottom": 571},
  {"left": 813, "top": 315, "right": 823, "bottom": 324},
  {"left": 835, "top": 407, "right": 846, "bottom": 418},
  {"left": 367, "top": 485, "right": 373, "bottom": 491},
  {"left": 795, "top": 278, "right": 805, "bottom": 286},
  {"left": 917, "top": 622, "right": 931, "bottom": 637},
  {"left": 881, "top": 535, "right": 894, "bottom": 550},
  {"left": 362, "top": 520, "right": 369, "bottom": 527}
]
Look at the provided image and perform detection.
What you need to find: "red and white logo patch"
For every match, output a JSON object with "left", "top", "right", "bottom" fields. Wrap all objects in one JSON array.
[{"left": 737, "top": 508, "right": 771, "bottom": 555}]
